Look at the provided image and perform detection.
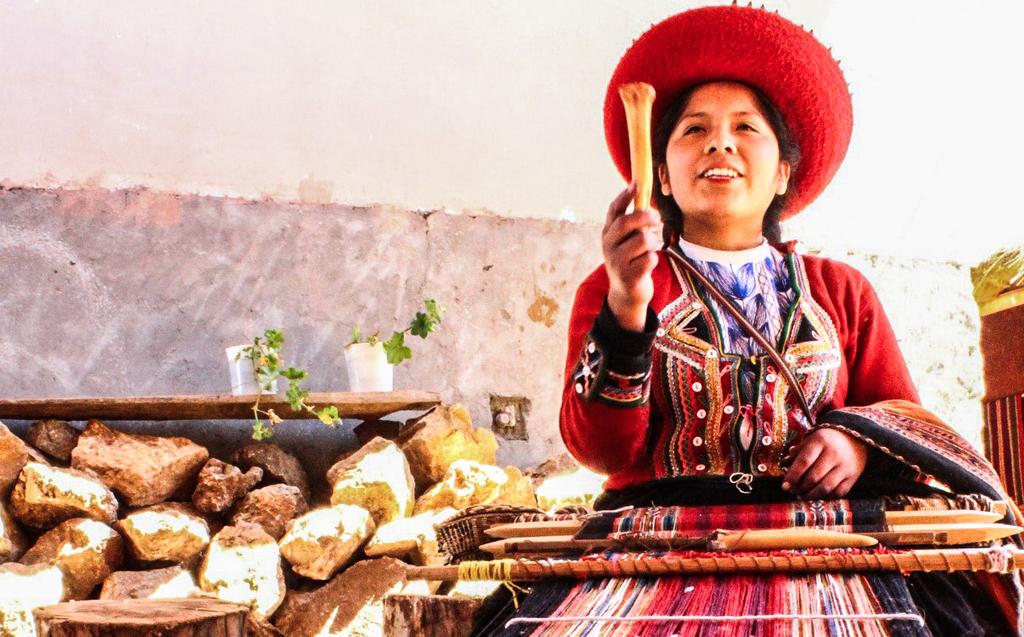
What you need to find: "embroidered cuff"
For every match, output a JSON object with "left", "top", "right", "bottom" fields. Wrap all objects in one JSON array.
[
  {"left": 592, "top": 301, "right": 658, "bottom": 374},
  {"left": 570, "top": 302, "right": 657, "bottom": 407}
]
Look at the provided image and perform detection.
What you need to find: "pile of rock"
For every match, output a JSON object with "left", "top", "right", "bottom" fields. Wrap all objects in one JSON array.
[{"left": 0, "top": 405, "right": 541, "bottom": 636}]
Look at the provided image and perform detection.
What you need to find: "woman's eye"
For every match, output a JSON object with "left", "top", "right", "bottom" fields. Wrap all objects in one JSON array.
[
  {"left": 737, "top": 123, "right": 756, "bottom": 131},
  {"left": 683, "top": 125, "right": 704, "bottom": 135}
]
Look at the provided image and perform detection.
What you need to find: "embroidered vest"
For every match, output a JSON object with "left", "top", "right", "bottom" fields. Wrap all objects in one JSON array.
[{"left": 650, "top": 252, "right": 842, "bottom": 479}]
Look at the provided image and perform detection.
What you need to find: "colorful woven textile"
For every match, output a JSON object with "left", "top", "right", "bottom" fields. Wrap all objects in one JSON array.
[
  {"left": 984, "top": 394, "right": 1024, "bottom": 509},
  {"left": 488, "top": 570, "right": 927, "bottom": 636},
  {"left": 821, "top": 400, "right": 1009, "bottom": 502},
  {"left": 575, "top": 494, "right": 1007, "bottom": 540},
  {"left": 608, "top": 500, "right": 884, "bottom": 540}
]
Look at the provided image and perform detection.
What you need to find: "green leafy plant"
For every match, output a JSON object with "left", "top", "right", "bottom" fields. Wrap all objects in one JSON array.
[
  {"left": 238, "top": 328, "right": 342, "bottom": 440},
  {"left": 349, "top": 299, "right": 445, "bottom": 365}
]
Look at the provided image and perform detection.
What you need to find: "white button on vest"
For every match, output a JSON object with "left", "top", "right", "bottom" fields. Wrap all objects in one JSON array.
[
  {"left": 707, "top": 348, "right": 718, "bottom": 358},
  {"left": 691, "top": 382, "right": 702, "bottom": 392},
  {"left": 757, "top": 463, "right": 768, "bottom": 472},
  {"left": 656, "top": 328, "right": 666, "bottom": 337},
  {"left": 696, "top": 464, "right": 706, "bottom": 471},
  {"left": 765, "top": 373, "right": 777, "bottom": 383},
  {"left": 723, "top": 405, "right": 735, "bottom": 415},
  {"left": 575, "top": 383, "right": 583, "bottom": 394},
  {"left": 693, "top": 436, "right": 703, "bottom": 447},
  {"left": 696, "top": 409, "right": 707, "bottom": 419},
  {"left": 587, "top": 342, "right": 596, "bottom": 353},
  {"left": 762, "top": 435, "right": 772, "bottom": 446}
]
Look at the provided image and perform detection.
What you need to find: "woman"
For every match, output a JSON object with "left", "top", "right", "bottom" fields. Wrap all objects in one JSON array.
[
  {"left": 562, "top": 79, "right": 912, "bottom": 505},
  {"left": 545, "top": 4, "right": 1022, "bottom": 635}
]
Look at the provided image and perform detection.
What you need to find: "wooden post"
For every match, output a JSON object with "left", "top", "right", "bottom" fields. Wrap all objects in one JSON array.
[
  {"left": 383, "top": 594, "right": 483, "bottom": 637},
  {"left": 35, "top": 598, "right": 249, "bottom": 637},
  {"left": 973, "top": 249, "right": 1024, "bottom": 510}
]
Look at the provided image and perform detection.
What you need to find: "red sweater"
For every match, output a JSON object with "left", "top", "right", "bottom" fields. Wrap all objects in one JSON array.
[{"left": 560, "top": 247, "right": 920, "bottom": 491}]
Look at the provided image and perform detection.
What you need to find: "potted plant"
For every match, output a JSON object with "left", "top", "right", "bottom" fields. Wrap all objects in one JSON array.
[
  {"left": 232, "top": 329, "right": 341, "bottom": 440},
  {"left": 345, "top": 299, "right": 444, "bottom": 392}
]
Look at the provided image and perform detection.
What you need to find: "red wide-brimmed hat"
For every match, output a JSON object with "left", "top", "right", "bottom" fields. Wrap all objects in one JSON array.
[{"left": 604, "top": 4, "right": 853, "bottom": 219}]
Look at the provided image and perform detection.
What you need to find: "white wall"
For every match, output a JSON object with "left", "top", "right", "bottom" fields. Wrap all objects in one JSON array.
[
  {"left": 2, "top": 0, "right": 1021, "bottom": 262},
  {"left": 0, "top": 189, "right": 986, "bottom": 467}
]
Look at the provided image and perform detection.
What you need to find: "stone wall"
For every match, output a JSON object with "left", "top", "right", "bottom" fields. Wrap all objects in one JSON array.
[{"left": 0, "top": 187, "right": 985, "bottom": 472}]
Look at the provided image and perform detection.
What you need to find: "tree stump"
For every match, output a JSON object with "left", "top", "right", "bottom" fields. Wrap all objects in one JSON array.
[
  {"left": 383, "top": 594, "right": 483, "bottom": 637},
  {"left": 35, "top": 598, "right": 249, "bottom": 637}
]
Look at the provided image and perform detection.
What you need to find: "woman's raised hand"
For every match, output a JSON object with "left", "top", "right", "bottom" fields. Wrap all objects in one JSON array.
[
  {"left": 603, "top": 184, "right": 662, "bottom": 332},
  {"left": 781, "top": 428, "right": 870, "bottom": 499}
]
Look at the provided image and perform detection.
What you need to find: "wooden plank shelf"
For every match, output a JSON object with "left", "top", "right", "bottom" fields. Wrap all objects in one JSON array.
[{"left": 0, "top": 391, "right": 441, "bottom": 422}]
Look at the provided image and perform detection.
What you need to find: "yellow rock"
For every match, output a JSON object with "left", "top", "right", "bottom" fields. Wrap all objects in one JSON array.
[
  {"left": 0, "top": 501, "right": 28, "bottom": 562},
  {"left": 100, "top": 565, "right": 200, "bottom": 600},
  {"left": 0, "top": 562, "right": 64, "bottom": 635},
  {"left": 21, "top": 518, "right": 124, "bottom": 600},
  {"left": 199, "top": 522, "right": 285, "bottom": 620},
  {"left": 9, "top": 462, "right": 119, "bottom": 529},
  {"left": 279, "top": 504, "right": 375, "bottom": 580},
  {"left": 116, "top": 503, "right": 210, "bottom": 565},
  {"left": 448, "top": 579, "right": 502, "bottom": 599},
  {"left": 364, "top": 507, "right": 456, "bottom": 566},
  {"left": 414, "top": 460, "right": 537, "bottom": 514},
  {"left": 535, "top": 466, "right": 605, "bottom": 512},
  {"left": 496, "top": 466, "right": 538, "bottom": 509},
  {"left": 328, "top": 437, "right": 414, "bottom": 526},
  {"left": 400, "top": 405, "right": 498, "bottom": 490}
]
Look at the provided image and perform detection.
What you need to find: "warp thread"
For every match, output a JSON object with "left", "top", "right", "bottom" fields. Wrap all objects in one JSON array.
[
  {"left": 493, "top": 572, "right": 929, "bottom": 636},
  {"left": 505, "top": 611, "right": 926, "bottom": 628}
]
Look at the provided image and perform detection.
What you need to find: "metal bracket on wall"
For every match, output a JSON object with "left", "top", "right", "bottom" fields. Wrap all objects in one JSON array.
[{"left": 489, "top": 395, "right": 530, "bottom": 441}]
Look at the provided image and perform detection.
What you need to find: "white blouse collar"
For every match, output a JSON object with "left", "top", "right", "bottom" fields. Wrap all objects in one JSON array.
[{"left": 678, "top": 236, "right": 772, "bottom": 265}]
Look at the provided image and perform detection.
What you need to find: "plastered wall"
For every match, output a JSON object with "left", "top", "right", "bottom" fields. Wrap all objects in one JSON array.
[{"left": 0, "top": 187, "right": 984, "bottom": 475}]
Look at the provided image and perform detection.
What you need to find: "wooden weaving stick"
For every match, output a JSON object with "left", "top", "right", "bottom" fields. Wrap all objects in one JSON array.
[
  {"left": 886, "top": 500, "right": 1009, "bottom": 517},
  {"left": 868, "top": 523, "right": 1022, "bottom": 546},
  {"left": 485, "top": 509, "right": 1007, "bottom": 539},
  {"left": 486, "top": 520, "right": 581, "bottom": 538},
  {"left": 884, "top": 509, "right": 1006, "bottom": 525},
  {"left": 479, "top": 528, "right": 878, "bottom": 556},
  {"left": 481, "top": 523, "right": 1021, "bottom": 556},
  {"left": 617, "top": 82, "right": 656, "bottom": 212},
  {"left": 406, "top": 547, "right": 1024, "bottom": 582}
]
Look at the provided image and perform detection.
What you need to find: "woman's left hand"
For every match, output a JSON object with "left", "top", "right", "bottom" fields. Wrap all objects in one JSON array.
[{"left": 781, "top": 428, "right": 870, "bottom": 499}]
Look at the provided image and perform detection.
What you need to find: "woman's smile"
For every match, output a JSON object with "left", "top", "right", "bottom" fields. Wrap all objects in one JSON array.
[{"left": 698, "top": 165, "right": 744, "bottom": 183}]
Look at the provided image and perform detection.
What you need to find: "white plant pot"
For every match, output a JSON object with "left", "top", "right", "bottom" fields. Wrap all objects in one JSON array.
[
  {"left": 344, "top": 342, "right": 394, "bottom": 392},
  {"left": 225, "top": 345, "right": 278, "bottom": 395}
]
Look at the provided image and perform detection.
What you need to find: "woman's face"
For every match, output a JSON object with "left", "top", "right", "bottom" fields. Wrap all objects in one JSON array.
[{"left": 658, "top": 82, "right": 791, "bottom": 233}]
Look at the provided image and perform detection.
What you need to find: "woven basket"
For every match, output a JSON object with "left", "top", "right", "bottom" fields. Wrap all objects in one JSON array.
[{"left": 435, "top": 504, "right": 546, "bottom": 563}]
